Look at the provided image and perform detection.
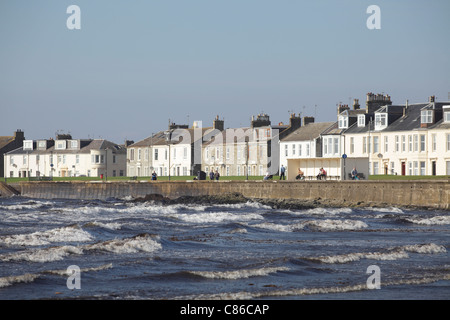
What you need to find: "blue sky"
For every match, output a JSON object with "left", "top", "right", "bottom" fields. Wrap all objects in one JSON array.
[{"left": 1, "top": 0, "right": 449, "bottom": 143}]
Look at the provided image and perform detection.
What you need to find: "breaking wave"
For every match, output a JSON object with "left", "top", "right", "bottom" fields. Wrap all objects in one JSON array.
[
  {"left": 403, "top": 215, "right": 450, "bottom": 226},
  {"left": 0, "top": 234, "right": 161, "bottom": 263},
  {"left": 0, "top": 225, "right": 94, "bottom": 247},
  {"left": 181, "top": 272, "right": 450, "bottom": 300},
  {"left": 252, "top": 219, "right": 368, "bottom": 232},
  {"left": 307, "top": 243, "right": 446, "bottom": 264},
  {"left": 188, "top": 266, "right": 289, "bottom": 280}
]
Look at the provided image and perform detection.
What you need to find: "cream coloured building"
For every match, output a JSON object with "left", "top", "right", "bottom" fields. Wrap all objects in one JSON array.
[{"left": 4, "top": 134, "right": 127, "bottom": 178}]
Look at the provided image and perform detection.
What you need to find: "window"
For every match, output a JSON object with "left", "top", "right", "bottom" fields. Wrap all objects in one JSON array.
[
  {"left": 226, "top": 166, "right": 230, "bottom": 176},
  {"left": 237, "top": 165, "right": 241, "bottom": 176},
  {"left": 306, "top": 144, "right": 310, "bottom": 156},
  {"left": 420, "top": 110, "right": 433, "bottom": 124},
  {"left": 299, "top": 144, "right": 302, "bottom": 157},
  {"left": 129, "top": 149, "right": 135, "bottom": 161},
  {"left": 413, "top": 135, "right": 418, "bottom": 152},
  {"left": 420, "top": 162, "right": 425, "bottom": 175},
  {"left": 402, "top": 135, "right": 406, "bottom": 152},
  {"left": 375, "top": 113, "right": 387, "bottom": 130},
  {"left": 358, "top": 115, "right": 365, "bottom": 127},
  {"left": 420, "top": 135, "right": 425, "bottom": 152},
  {"left": 373, "top": 136, "right": 379, "bottom": 153},
  {"left": 285, "top": 145, "right": 288, "bottom": 156},
  {"left": 350, "top": 137, "right": 354, "bottom": 154},
  {"left": 56, "top": 140, "right": 66, "bottom": 150},
  {"left": 413, "top": 161, "right": 418, "bottom": 175},
  {"left": 113, "top": 170, "right": 116, "bottom": 177},
  {"left": 184, "top": 147, "right": 187, "bottom": 160},
  {"left": 432, "top": 134, "right": 436, "bottom": 152},
  {"left": 444, "top": 111, "right": 450, "bottom": 122},
  {"left": 328, "top": 138, "right": 333, "bottom": 155},
  {"left": 292, "top": 144, "right": 296, "bottom": 155},
  {"left": 447, "top": 134, "right": 450, "bottom": 151},
  {"left": 10, "top": 156, "right": 14, "bottom": 165},
  {"left": 408, "top": 135, "right": 412, "bottom": 152},
  {"left": 373, "top": 162, "right": 379, "bottom": 175},
  {"left": 334, "top": 138, "right": 339, "bottom": 154},
  {"left": 384, "top": 136, "right": 388, "bottom": 153},
  {"left": 100, "top": 155, "right": 104, "bottom": 164},
  {"left": 70, "top": 140, "right": 78, "bottom": 149},
  {"left": 76, "top": 155, "right": 80, "bottom": 164},
  {"left": 408, "top": 162, "right": 412, "bottom": 175},
  {"left": 23, "top": 140, "right": 33, "bottom": 150},
  {"left": 38, "top": 141, "right": 46, "bottom": 149},
  {"left": 183, "top": 167, "right": 187, "bottom": 176},
  {"left": 395, "top": 136, "right": 399, "bottom": 152},
  {"left": 226, "top": 147, "right": 230, "bottom": 160},
  {"left": 138, "top": 149, "right": 141, "bottom": 161},
  {"left": 338, "top": 116, "right": 348, "bottom": 129},
  {"left": 154, "top": 149, "right": 159, "bottom": 161},
  {"left": 145, "top": 148, "right": 149, "bottom": 161},
  {"left": 259, "top": 165, "right": 263, "bottom": 176},
  {"left": 237, "top": 147, "right": 241, "bottom": 160},
  {"left": 23, "top": 155, "right": 27, "bottom": 165},
  {"left": 363, "top": 137, "right": 367, "bottom": 154},
  {"left": 63, "top": 155, "right": 66, "bottom": 164}
]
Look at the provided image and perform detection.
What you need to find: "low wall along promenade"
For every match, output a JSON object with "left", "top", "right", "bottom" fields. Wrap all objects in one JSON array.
[{"left": 7, "top": 180, "right": 450, "bottom": 210}]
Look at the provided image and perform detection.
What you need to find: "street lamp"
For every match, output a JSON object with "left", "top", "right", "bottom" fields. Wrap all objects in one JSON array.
[{"left": 164, "top": 130, "right": 175, "bottom": 181}]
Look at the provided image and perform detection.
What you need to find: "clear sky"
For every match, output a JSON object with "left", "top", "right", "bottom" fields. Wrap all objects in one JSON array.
[{"left": 1, "top": 0, "right": 449, "bottom": 143}]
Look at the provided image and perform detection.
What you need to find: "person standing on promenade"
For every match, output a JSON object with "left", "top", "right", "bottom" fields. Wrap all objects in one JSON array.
[{"left": 280, "top": 165, "right": 286, "bottom": 180}]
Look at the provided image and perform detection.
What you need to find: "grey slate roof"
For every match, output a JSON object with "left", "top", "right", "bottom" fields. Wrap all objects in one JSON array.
[{"left": 282, "top": 122, "right": 335, "bottom": 142}]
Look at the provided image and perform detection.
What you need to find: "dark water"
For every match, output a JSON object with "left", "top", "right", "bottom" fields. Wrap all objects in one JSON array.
[{"left": 0, "top": 196, "right": 449, "bottom": 300}]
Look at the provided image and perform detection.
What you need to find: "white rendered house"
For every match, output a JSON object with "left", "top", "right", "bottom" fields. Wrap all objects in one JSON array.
[{"left": 4, "top": 135, "right": 126, "bottom": 178}]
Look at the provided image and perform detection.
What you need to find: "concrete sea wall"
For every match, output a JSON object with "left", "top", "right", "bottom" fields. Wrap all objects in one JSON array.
[{"left": 8, "top": 180, "right": 450, "bottom": 210}]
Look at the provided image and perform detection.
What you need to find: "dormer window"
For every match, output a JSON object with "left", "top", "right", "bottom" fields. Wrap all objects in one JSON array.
[
  {"left": 443, "top": 106, "right": 450, "bottom": 123},
  {"left": 338, "top": 115, "right": 348, "bottom": 129},
  {"left": 23, "top": 140, "right": 33, "bottom": 150},
  {"left": 358, "top": 115, "right": 365, "bottom": 127},
  {"left": 421, "top": 110, "right": 433, "bottom": 124},
  {"left": 375, "top": 113, "right": 387, "bottom": 130},
  {"left": 55, "top": 140, "right": 67, "bottom": 150}
]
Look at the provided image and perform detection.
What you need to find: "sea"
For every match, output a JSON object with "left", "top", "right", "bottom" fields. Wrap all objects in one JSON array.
[{"left": 0, "top": 196, "right": 449, "bottom": 304}]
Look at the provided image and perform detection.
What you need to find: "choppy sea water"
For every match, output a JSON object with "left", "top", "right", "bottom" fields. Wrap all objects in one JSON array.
[{"left": 0, "top": 196, "right": 449, "bottom": 300}]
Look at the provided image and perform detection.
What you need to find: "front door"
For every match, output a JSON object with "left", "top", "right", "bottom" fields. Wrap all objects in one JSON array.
[
  {"left": 432, "top": 161, "right": 436, "bottom": 176},
  {"left": 401, "top": 162, "right": 406, "bottom": 176}
]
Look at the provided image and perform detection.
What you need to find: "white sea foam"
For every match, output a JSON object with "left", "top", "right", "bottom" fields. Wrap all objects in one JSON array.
[
  {"left": 0, "top": 234, "right": 162, "bottom": 263},
  {"left": 0, "top": 273, "right": 41, "bottom": 288},
  {"left": 171, "top": 212, "right": 264, "bottom": 224},
  {"left": 0, "top": 245, "right": 84, "bottom": 263},
  {"left": 303, "top": 219, "right": 368, "bottom": 231},
  {"left": 0, "top": 200, "right": 53, "bottom": 211},
  {"left": 309, "top": 243, "right": 446, "bottom": 264},
  {"left": 86, "top": 234, "right": 162, "bottom": 254},
  {"left": 84, "top": 221, "right": 122, "bottom": 230},
  {"left": 301, "top": 207, "right": 353, "bottom": 216},
  {"left": 0, "top": 226, "right": 94, "bottom": 246},
  {"left": 404, "top": 215, "right": 450, "bottom": 225},
  {"left": 43, "top": 263, "right": 114, "bottom": 276},
  {"left": 365, "top": 207, "right": 404, "bottom": 213},
  {"left": 180, "top": 273, "right": 450, "bottom": 300},
  {"left": 189, "top": 266, "right": 289, "bottom": 280},
  {"left": 252, "top": 222, "right": 296, "bottom": 232}
]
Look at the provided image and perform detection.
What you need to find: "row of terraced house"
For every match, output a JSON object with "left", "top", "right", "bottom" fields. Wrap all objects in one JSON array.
[{"left": 2, "top": 93, "right": 450, "bottom": 180}]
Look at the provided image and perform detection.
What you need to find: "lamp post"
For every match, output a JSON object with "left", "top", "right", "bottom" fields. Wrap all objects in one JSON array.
[{"left": 164, "top": 130, "right": 174, "bottom": 181}]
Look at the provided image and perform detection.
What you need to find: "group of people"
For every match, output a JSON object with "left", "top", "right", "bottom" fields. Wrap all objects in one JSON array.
[
  {"left": 209, "top": 169, "right": 220, "bottom": 180},
  {"left": 279, "top": 165, "right": 328, "bottom": 180}
]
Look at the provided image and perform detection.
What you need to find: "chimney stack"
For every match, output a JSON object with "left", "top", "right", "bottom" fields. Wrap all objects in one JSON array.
[
  {"left": 213, "top": 115, "right": 224, "bottom": 131},
  {"left": 302, "top": 116, "right": 315, "bottom": 126}
]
